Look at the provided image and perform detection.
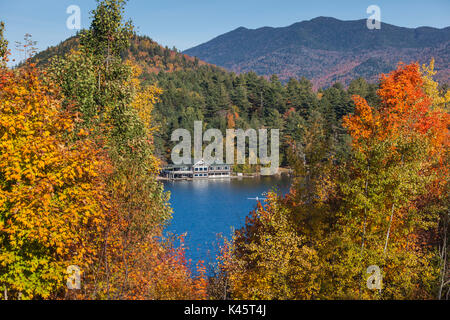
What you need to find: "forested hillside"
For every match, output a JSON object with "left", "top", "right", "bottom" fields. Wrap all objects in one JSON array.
[
  {"left": 150, "top": 69, "right": 380, "bottom": 167},
  {"left": 31, "top": 34, "right": 212, "bottom": 76},
  {"left": 32, "top": 32, "right": 384, "bottom": 167}
]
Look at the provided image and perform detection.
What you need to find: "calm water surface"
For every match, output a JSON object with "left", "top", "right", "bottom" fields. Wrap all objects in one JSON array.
[{"left": 163, "top": 175, "right": 291, "bottom": 269}]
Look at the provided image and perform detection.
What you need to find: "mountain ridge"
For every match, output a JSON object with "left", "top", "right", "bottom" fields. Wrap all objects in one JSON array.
[{"left": 184, "top": 17, "right": 450, "bottom": 88}]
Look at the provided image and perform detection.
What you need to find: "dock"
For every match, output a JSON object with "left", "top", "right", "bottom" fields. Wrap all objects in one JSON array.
[{"left": 161, "top": 160, "right": 232, "bottom": 180}]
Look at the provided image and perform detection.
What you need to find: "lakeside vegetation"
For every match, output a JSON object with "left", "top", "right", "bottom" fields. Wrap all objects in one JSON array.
[{"left": 0, "top": 0, "right": 449, "bottom": 300}]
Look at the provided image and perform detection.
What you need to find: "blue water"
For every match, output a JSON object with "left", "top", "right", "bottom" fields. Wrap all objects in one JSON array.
[{"left": 163, "top": 175, "right": 291, "bottom": 270}]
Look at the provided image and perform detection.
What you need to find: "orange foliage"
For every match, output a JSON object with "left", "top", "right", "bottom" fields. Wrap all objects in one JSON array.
[{"left": 345, "top": 62, "right": 449, "bottom": 158}]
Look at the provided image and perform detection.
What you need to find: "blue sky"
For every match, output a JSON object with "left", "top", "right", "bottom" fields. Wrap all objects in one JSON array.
[{"left": 1, "top": 0, "right": 449, "bottom": 65}]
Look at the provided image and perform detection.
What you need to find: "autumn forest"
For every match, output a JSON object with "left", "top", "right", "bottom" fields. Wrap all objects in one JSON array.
[{"left": 0, "top": 0, "right": 449, "bottom": 301}]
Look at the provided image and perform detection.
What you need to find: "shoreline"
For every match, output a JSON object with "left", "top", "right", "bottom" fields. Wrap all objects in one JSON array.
[{"left": 157, "top": 167, "right": 293, "bottom": 182}]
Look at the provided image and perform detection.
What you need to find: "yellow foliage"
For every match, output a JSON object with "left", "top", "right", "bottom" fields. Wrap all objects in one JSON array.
[
  {"left": 0, "top": 64, "right": 111, "bottom": 299},
  {"left": 421, "top": 59, "right": 450, "bottom": 111}
]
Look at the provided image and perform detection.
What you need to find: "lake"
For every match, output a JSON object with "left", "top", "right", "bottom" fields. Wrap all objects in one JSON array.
[{"left": 163, "top": 175, "right": 292, "bottom": 271}]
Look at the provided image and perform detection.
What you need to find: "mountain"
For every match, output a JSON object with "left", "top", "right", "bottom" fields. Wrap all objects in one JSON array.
[
  {"left": 184, "top": 17, "right": 450, "bottom": 88},
  {"left": 31, "top": 34, "right": 218, "bottom": 79}
]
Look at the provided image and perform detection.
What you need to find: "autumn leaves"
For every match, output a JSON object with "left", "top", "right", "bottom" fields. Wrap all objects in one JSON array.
[
  {"left": 0, "top": 61, "right": 111, "bottom": 299},
  {"left": 218, "top": 62, "right": 449, "bottom": 300},
  {"left": 0, "top": 0, "right": 207, "bottom": 300},
  {"left": 0, "top": 0, "right": 448, "bottom": 300}
]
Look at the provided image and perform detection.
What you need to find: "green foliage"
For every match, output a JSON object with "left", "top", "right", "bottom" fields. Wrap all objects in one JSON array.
[
  {"left": 0, "top": 21, "right": 8, "bottom": 60},
  {"left": 48, "top": 51, "right": 98, "bottom": 126},
  {"left": 81, "top": 0, "right": 133, "bottom": 58},
  {"left": 152, "top": 67, "right": 361, "bottom": 167},
  {"left": 51, "top": 0, "right": 171, "bottom": 225}
]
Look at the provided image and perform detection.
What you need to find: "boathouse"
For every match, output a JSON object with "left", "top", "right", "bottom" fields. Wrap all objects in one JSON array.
[{"left": 162, "top": 160, "right": 231, "bottom": 180}]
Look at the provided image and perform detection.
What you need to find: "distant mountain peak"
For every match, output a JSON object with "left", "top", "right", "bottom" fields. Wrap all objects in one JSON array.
[{"left": 183, "top": 17, "right": 450, "bottom": 88}]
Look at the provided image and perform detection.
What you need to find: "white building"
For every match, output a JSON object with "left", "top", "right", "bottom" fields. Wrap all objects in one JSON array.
[{"left": 162, "top": 160, "right": 231, "bottom": 180}]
